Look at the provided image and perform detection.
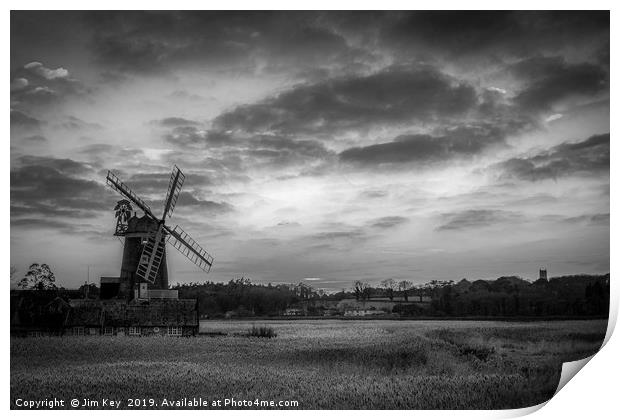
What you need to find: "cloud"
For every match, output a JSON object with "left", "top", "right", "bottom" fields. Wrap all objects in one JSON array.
[
  {"left": 312, "top": 229, "right": 367, "bottom": 241},
  {"left": 176, "top": 191, "right": 234, "bottom": 214},
  {"left": 125, "top": 171, "right": 176, "bottom": 193},
  {"left": 545, "top": 114, "right": 563, "bottom": 122},
  {"left": 164, "top": 128, "right": 335, "bottom": 174},
  {"left": 369, "top": 216, "right": 408, "bottom": 229},
  {"left": 152, "top": 117, "right": 200, "bottom": 127},
  {"left": 84, "top": 11, "right": 364, "bottom": 76},
  {"left": 10, "top": 217, "right": 108, "bottom": 240},
  {"left": 510, "top": 56, "right": 607, "bottom": 111},
  {"left": 10, "top": 110, "right": 43, "bottom": 129},
  {"left": 21, "top": 135, "right": 47, "bottom": 143},
  {"left": 561, "top": 213, "right": 609, "bottom": 225},
  {"left": 10, "top": 156, "right": 113, "bottom": 224},
  {"left": 214, "top": 65, "right": 477, "bottom": 135},
  {"left": 11, "top": 203, "right": 97, "bottom": 219},
  {"left": 103, "top": 171, "right": 214, "bottom": 205},
  {"left": 59, "top": 116, "right": 103, "bottom": 131},
  {"left": 359, "top": 190, "right": 389, "bottom": 199},
  {"left": 248, "top": 135, "right": 334, "bottom": 168},
  {"left": 11, "top": 218, "right": 80, "bottom": 231},
  {"left": 10, "top": 61, "right": 89, "bottom": 107},
  {"left": 437, "top": 209, "right": 523, "bottom": 231},
  {"left": 76, "top": 144, "right": 148, "bottom": 167},
  {"left": 382, "top": 11, "right": 609, "bottom": 60},
  {"left": 167, "top": 90, "right": 204, "bottom": 101},
  {"left": 14, "top": 155, "right": 93, "bottom": 175},
  {"left": 24, "top": 61, "right": 70, "bottom": 80},
  {"left": 13, "top": 12, "right": 609, "bottom": 83},
  {"left": 495, "top": 133, "right": 609, "bottom": 181},
  {"left": 339, "top": 124, "right": 509, "bottom": 167},
  {"left": 165, "top": 127, "right": 234, "bottom": 147},
  {"left": 11, "top": 77, "right": 29, "bottom": 92}
]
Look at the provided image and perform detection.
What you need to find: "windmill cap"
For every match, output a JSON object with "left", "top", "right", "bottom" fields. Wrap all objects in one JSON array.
[{"left": 125, "top": 214, "right": 161, "bottom": 234}]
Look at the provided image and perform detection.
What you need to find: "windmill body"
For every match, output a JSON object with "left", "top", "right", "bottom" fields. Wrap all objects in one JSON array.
[
  {"left": 118, "top": 215, "right": 169, "bottom": 298},
  {"left": 104, "top": 165, "right": 213, "bottom": 301}
]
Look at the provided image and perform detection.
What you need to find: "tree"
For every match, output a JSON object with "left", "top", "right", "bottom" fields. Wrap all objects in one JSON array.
[
  {"left": 296, "top": 282, "right": 313, "bottom": 300},
  {"left": 411, "top": 285, "right": 425, "bottom": 302},
  {"left": 398, "top": 280, "right": 413, "bottom": 302},
  {"left": 353, "top": 280, "right": 363, "bottom": 301},
  {"left": 380, "top": 278, "right": 396, "bottom": 301},
  {"left": 353, "top": 280, "right": 371, "bottom": 301},
  {"left": 362, "top": 283, "right": 371, "bottom": 301},
  {"left": 18, "top": 263, "right": 57, "bottom": 290},
  {"left": 79, "top": 282, "right": 100, "bottom": 299}
]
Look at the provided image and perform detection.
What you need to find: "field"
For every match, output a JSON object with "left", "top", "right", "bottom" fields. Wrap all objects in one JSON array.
[{"left": 11, "top": 319, "right": 607, "bottom": 409}]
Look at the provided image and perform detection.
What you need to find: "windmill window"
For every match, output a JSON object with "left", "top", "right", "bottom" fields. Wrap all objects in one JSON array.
[
  {"left": 104, "top": 327, "right": 114, "bottom": 336},
  {"left": 73, "top": 326, "right": 85, "bottom": 336},
  {"left": 129, "top": 326, "right": 141, "bottom": 336},
  {"left": 168, "top": 326, "right": 181, "bottom": 336}
]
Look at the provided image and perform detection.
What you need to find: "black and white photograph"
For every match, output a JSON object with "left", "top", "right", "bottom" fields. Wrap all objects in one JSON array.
[{"left": 9, "top": 8, "right": 611, "bottom": 411}]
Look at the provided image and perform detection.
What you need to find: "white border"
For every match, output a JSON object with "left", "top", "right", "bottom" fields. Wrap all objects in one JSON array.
[{"left": 4, "top": 2, "right": 616, "bottom": 419}]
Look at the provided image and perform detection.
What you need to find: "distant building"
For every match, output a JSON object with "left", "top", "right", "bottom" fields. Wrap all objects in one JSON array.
[
  {"left": 283, "top": 308, "right": 304, "bottom": 316},
  {"left": 344, "top": 309, "right": 387, "bottom": 317},
  {"left": 539, "top": 268, "right": 548, "bottom": 281}
]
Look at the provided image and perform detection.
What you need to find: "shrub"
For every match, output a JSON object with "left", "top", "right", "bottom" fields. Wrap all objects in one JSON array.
[
  {"left": 459, "top": 345, "right": 495, "bottom": 362},
  {"left": 392, "top": 303, "right": 427, "bottom": 316},
  {"left": 247, "top": 325, "right": 277, "bottom": 338}
]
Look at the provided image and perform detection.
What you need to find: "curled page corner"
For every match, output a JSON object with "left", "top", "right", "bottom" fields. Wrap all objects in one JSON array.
[
  {"left": 508, "top": 354, "right": 599, "bottom": 419},
  {"left": 501, "top": 401, "right": 548, "bottom": 418},
  {"left": 602, "top": 315, "right": 616, "bottom": 348},
  {"left": 554, "top": 355, "right": 595, "bottom": 396}
]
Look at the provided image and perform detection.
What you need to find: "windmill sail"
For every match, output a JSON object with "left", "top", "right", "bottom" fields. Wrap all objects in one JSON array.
[
  {"left": 136, "top": 225, "right": 167, "bottom": 283},
  {"left": 166, "top": 225, "right": 214, "bottom": 272},
  {"left": 106, "top": 165, "right": 215, "bottom": 288},
  {"left": 162, "top": 165, "right": 185, "bottom": 220},
  {"left": 106, "top": 171, "right": 157, "bottom": 220}
]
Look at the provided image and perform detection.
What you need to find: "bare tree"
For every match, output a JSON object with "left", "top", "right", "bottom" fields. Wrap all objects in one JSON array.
[
  {"left": 353, "top": 280, "right": 364, "bottom": 301},
  {"left": 353, "top": 280, "right": 371, "bottom": 301},
  {"left": 398, "top": 280, "right": 413, "bottom": 302},
  {"left": 362, "top": 282, "right": 371, "bottom": 301},
  {"left": 380, "top": 278, "right": 396, "bottom": 301}
]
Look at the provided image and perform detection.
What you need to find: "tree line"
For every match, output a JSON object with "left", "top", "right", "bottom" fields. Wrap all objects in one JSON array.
[
  {"left": 12, "top": 263, "right": 610, "bottom": 318},
  {"left": 390, "top": 275, "right": 609, "bottom": 318}
]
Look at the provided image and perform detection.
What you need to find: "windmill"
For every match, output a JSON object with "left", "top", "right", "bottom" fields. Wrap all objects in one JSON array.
[{"left": 105, "top": 165, "right": 213, "bottom": 299}]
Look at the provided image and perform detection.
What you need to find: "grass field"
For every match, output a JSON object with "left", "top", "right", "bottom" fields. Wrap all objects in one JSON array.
[{"left": 11, "top": 319, "right": 607, "bottom": 409}]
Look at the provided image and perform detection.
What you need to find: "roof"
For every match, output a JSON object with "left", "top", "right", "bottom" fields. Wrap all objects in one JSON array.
[
  {"left": 122, "top": 299, "right": 198, "bottom": 327},
  {"left": 126, "top": 214, "right": 159, "bottom": 234},
  {"left": 67, "top": 299, "right": 199, "bottom": 327},
  {"left": 66, "top": 300, "right": 103, "bottom": 326},
  {"left": 10, "top": 293, "right": 71, "bottom": 330},
  {"left": 11, "top": 290, "right": 197, "bottom": 329}
]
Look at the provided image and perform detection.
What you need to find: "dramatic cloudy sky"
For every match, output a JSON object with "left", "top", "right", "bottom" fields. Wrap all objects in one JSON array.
[{"left": 10, "top": 11, "right": 610, "bottom": 290}]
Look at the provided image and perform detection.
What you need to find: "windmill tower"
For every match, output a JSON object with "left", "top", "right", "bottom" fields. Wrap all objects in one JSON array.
[{"left": 106, "top": 166, "right": 214, "bottom": 300}]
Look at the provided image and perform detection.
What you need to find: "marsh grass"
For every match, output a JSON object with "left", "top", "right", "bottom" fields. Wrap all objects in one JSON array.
[
  {"left": 247, "top": 325, "right": 277, "bottom": 338},
  {"left": 11, "top": 319, "right": 607, "bottom": 409}
]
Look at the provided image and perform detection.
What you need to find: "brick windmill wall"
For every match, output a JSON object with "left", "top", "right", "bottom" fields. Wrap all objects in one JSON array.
[{"left": 119, "top": 215, "right": 169, "bottom": 299}]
